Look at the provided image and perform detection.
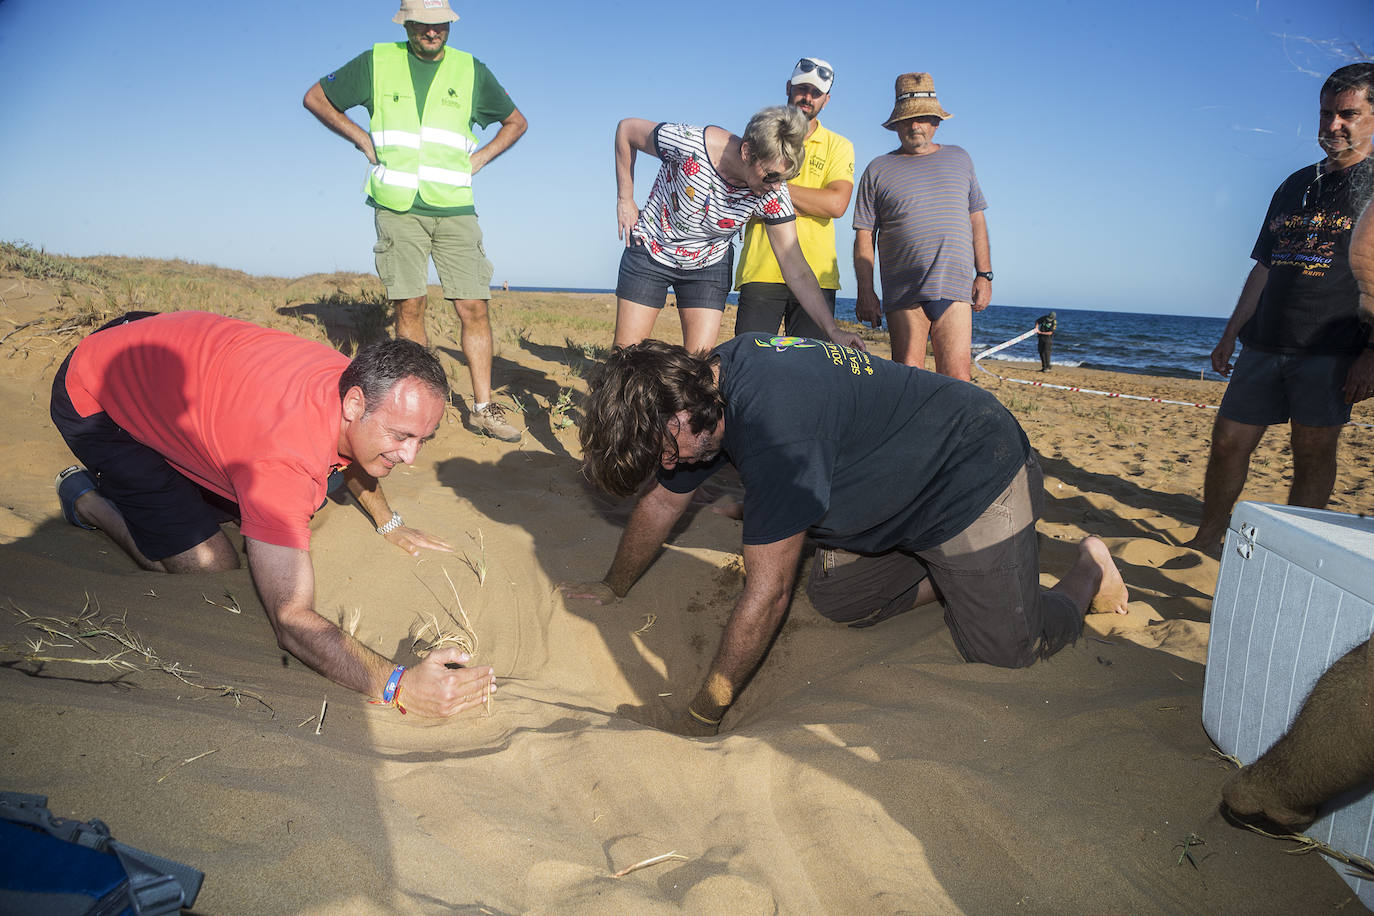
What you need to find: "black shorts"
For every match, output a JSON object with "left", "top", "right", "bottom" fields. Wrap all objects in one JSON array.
[
  {"left": 734, "top": 282, "right": 835, "bottom": 339},
  {"left": 50, "top": 313, "right": 234, "bottom": 561}
]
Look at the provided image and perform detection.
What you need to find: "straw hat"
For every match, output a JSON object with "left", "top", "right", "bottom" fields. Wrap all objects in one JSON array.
[
  {"left": 883, "top": 73, "right": 952, "bottom": 129},
  {"left": 393, "top": 0, "right": 459, "bottom": 25}
]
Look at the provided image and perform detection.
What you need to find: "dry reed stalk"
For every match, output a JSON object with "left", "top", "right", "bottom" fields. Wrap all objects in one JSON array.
[
  {"left": 201, "top": 591, "right": 242, "bottom": 614},
  {"left": 460, "top": 529, "right": 488, "bottom": 587},
  {"left": 409, "top": 567, "right": 488, "bottom": 715},
  {"left": 339, "top": 606, "right": 361, "bottom": 637},
  {"left": 5, "top": 599, "right": 272, "bottom": 712},
  {"left": 610, "top": 851, "right": 688, "bottom": 878},
  {"left": 157, "top": 748, "right": 219, "bottom": 784}
]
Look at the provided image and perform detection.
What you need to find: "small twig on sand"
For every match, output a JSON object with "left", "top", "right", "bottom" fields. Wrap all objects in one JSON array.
[
  {"left": 0, "top": 319, "right": 40, "bottom": 346},
  {"left": 1225, "top": 817, "right": 1374, "bottom": 881},
  {"left": 1210, "top": 747, "right": 1242, "bottom": 768},
  {"left": 315, "top": 696, "right": 327, "bottom": 736},
  {"left": 202, "top": 591, "right": 242, "bottom": 614},
  {"left": 611, "top": 851, "right": 689, "bottom": 879},
  {"left": 632, "top": 614, "right": 657, "bottom": 635},
  {"left": 157, "top": 748, "right": 219, "bottom": 784}
]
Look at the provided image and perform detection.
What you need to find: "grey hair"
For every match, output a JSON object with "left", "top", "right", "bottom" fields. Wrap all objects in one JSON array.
[{"left": 741, "top": 105, "right": 807, "bottom": 181}]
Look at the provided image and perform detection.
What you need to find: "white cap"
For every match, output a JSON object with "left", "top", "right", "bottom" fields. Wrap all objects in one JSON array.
[{"left": 789, "top": 57, "right": 834, "bottom": 94}]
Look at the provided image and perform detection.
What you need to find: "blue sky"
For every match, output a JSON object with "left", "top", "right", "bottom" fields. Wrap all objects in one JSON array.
[{"left": 1, "top": 0, "right": 1368, "bottom": 316}]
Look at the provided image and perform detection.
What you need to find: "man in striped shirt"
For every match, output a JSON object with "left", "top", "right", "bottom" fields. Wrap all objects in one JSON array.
[{"left": 854, "top": 73, "right": 993, "bottom": 380}]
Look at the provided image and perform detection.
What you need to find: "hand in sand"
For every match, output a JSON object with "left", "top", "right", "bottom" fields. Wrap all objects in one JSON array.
[
  {"left": 558, "top": 581, "right": 619, "bottom": 605},
  {"left": 616, "top": 701, "right": 720, "bottom": 737},
  {"left": 399, "top": 648, "right": 495, "bottom": 718},
  {"left": 383, "top": 525, "right": 453, "bottom": 558},
  {"left": 667, "top": 708, "right": 721, "bottom": 738},
  {"left": 1081, "top": 536, "right": 1130, "bottom": 615}
]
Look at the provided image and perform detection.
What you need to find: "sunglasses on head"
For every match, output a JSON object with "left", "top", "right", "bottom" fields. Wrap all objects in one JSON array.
[{"left": 795, "top": 59, "right": 833, "bottom": 83}]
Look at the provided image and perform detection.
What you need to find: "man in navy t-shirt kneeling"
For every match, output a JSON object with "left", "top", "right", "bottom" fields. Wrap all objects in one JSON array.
[{"left": 562, "top": 335, "right": 1128, "bottom": 736}]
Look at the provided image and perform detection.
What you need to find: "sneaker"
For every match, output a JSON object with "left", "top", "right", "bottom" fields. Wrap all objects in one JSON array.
[
  {"left": 55, "top": 465, "right": 99, "bottom": 530},
  {"left": 468, "top": 403, "right": 522, "bottom": 442}
]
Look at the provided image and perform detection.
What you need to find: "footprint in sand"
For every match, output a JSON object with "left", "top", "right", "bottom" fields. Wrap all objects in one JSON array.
[{"left": 1115, "top": 539, "right": 1205, "bottom": 571}]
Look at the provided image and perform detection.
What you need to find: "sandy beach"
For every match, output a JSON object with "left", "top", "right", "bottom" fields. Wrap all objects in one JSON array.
[{"left": 3, "top": 259, "right": 1373, "bottom": 913}]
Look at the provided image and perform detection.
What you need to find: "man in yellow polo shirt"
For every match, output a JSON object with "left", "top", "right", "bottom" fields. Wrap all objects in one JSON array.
[{"left": 734, "top": 58, "right": 855, "bottom": 339}]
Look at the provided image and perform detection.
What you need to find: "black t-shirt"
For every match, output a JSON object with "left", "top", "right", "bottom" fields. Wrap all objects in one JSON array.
[
  {"left": 658, "top": 335, "right": 1031, "bottom": 553},
  {"left": 1240, "top": 157, "right": 1374, "bottom": 354}
]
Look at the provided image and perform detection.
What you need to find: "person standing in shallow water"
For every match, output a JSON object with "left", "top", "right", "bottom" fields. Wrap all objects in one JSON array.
[{"left": 1036, "top": 311, "right": 1056, "bottom": 371}]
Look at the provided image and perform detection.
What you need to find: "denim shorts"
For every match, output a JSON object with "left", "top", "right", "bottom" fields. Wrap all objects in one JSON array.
[
  {"left": 1219, "top": 347, "right": 1356, "bottom": 427},
  {"left": 373, "top": 208, "right": 493, "bottom": 301},
  {"left": 615, "top": 243, "right": 733, "bottom": 310}
]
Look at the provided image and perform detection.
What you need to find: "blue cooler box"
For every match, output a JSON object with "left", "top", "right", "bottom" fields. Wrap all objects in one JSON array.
[{"left": 1202, "top": 501, "right": 1374, "bottom": 906}]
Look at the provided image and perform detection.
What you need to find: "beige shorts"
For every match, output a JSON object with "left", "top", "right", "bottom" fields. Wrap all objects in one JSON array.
[{"left": 373, "top": 208, "right": 493, "bottom": 301}]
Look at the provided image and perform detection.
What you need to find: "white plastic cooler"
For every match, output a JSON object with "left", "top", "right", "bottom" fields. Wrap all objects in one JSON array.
[{"left": 1202, "top": 501, "right": 1374, "bottom": 906}]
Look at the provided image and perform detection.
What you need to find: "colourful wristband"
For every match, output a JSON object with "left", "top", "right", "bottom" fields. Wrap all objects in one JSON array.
[{"left": 381, "top": 666, "right": 406, "bottom": 704}]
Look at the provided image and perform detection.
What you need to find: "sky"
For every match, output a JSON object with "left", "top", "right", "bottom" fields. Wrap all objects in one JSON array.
[{"left": 0, "top": 0, "right": 1369, "bottom": 317}]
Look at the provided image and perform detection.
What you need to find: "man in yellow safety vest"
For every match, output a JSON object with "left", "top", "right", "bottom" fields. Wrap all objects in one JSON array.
[{"left": 304, "top": 0, "right": 528, "bottom": 441}]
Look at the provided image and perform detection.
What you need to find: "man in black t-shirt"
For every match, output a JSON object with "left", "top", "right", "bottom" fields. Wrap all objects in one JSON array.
[
  {"left": 563, "top": 336, "right": 1128, "bottom": 736},
  {"left": 1187, "top": 64, "right": 1374, "bottom": 554}
]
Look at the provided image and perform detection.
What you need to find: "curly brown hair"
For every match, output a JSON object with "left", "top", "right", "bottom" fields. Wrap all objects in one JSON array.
[{"left": 580, "top": 340, "right": 723, "bottom": 497}]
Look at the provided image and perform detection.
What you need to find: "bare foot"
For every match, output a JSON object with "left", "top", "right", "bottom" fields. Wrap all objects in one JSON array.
[{"left": 1082, "top": 536, "right": 1129, "bottom": 615}]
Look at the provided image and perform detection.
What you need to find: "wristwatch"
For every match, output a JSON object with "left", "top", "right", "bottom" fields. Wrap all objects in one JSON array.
[
  {"left": 976, "top": 271, "right": 994, "bottom": 281},
  {"left": 376, "top": 511, "right": 404, "bottom": 535}
]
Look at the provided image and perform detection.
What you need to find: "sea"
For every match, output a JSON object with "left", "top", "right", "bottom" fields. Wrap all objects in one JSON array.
[{"left": 503, "top": 288, "right": 1230, "bottom": 382}]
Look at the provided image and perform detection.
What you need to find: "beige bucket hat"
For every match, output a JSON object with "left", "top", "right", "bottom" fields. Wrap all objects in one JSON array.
[
  {"left": 394, "top": 0, "right": 459, "bottom": 25},
  {"left": 883, "top": 72, "right": 953, "bottom": 129}
]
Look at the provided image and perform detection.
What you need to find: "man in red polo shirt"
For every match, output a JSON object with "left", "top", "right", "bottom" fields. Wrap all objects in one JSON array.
[{"left": 50, "top": 311, "right": 494, "bottom": 718}]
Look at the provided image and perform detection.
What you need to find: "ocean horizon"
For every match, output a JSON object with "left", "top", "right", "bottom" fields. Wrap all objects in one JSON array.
[{"left": 499, "top": 287, "right": 1230, "bottom": 382}]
